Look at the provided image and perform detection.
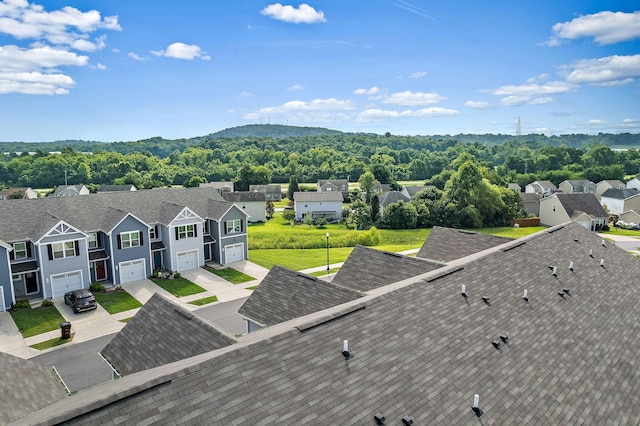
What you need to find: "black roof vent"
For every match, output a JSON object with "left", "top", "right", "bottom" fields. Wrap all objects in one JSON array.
[
  {"left": 558, "top": 291, "right": 566, "bottom": 298},
  {"left": 374, "top": 413, "right": 385, "bottom": 425},
  {"left": 482, "top": 296, "right": 490, "bottom": 304},
  {"left": 522, "top": 289, "right": 528, "bottom": 302},
  {"left": 402, "top": 416, "right": 414, "bottom": 425},
  {"left": 574, "top": 238, "right": 580, "bottom": 243},
  {"left": 492, "top": 340, "right": 501, "bottom": 349},
  {"left": 461, "top": 284, "right": 467, "bottom": 298},
  {"left": 562, "top": 288, "right": 570, "bottom": 294},
  {"left": 500, "top": 335, "right": 509, "bottom": 343},
  {"left": 342, "top": 340, "right": 350, "bottom": 359},
  {"left": 472, "top": 394, "right": 483, "bottom": 417}
]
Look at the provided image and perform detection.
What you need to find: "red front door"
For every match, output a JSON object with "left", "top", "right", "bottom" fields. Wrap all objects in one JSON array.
[{"left": 96, "top": 261, "right": 106, "bottom": 280}]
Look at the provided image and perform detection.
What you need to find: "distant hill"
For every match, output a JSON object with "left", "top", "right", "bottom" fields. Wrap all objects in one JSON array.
[{"left": 208, "top": 124, "right": 344, "bottom": 139}]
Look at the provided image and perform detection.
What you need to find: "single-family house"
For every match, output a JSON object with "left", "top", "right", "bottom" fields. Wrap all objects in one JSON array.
[
  {"left": 539, "top": 193, "right": 608, "bottom": 230},
  {"left": 400, "top": 185, "right": 432, "bottom": 199},
  {"left": 293, "top": 191, "right": 343, "bottom": 221},
  {"left": 417, "top": 226, "right": 512, "bottom": 263},
  {"left": 525, "top": 180, "right": 556, "bottom": 196},
  {"left": 0, "top": 187, "right": 249, "bottom": 310},
  {"left": 222, "top": 191, "right": 267, "bottom": 223},
  {"left": 626, "top": 177, "right": 640, "bottom": 191},
  {"left": 558, "top": 179, "right": 597, "bottom": 194},
  {"left": 50, "top": 184, "right": 90, "bottom": 197},
  {"left": 0, "top": 187, "right": 38, "bottom": 200},
  {"left": 17, "top": 222, "right": 640, "bottom": 425},
  {"left": 600, "top": 188, "right": 640, "bottom": 215},
  {"left": 372, "top": 179, "right": 392, "bottom": 193},
  {"left": 97, "top": 184, "right": 137, "bottom": 193},
  {"left": 507, "top": 183, "right": 521, "bottom": 192},
  {"left": 317, "top": 179, "right": 350, "bottom": 201},
  {"left": 199, "top": 181, "right": 234, "bottom": 194},
  {"left": 378, "top": 191, "right": 410, "bottom": 215},
  {"left": 596, "top": 180, "right": 625, "bottom": 199},
  {"left": 520, "top": 193, "right": 542, "bottom": 217},
  {"left": 249, "top": 184, "right": 282, "bottom": 201},
  {"left": 618, "top": 209, "right": 640, "bottom": 225}
]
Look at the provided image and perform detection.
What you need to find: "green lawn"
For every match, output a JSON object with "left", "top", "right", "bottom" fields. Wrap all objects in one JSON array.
[
  {"left": 93, "top": 289, "right": 143, "bottom": 314},
  {"left": 188, "top": 295, "right": 219, "bottom": 306},
  {"left": 205, "top": 267, "right": 255, "bottom": 284},
  {"left": 10, "top": 305, "right": 66, "bottom": 338},
  {"left": 473, "top": 226, "right": 546, "bottom": 239},
  {"left": 308, "top": 268, "right": 340, "bottom": 277},
  {"left": 249, "top": 247, "right": 354, "bottom": 270},
  {"left": 151, "top": 277, "right": 206, "bottom": 297},
  {"left": 600, "top": 227, "right": 640, "bottom": 237},
  {"left": 30, "top": 335, "right": 74, "bottom": 350}
]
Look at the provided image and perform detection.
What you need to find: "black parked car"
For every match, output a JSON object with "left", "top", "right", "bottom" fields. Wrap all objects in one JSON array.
[{"left": 64, "top": 289, "right": 97, "bottom": 314}]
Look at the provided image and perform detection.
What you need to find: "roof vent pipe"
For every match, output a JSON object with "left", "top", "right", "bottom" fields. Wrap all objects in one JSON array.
[
  {"left": 461, "top": 284, "right": 467, "bottom": 298},
  {"left": 522, "top": 289, "right": 528, "bottom": 302},
  {"left": 342, "top": 340, "right": 350, "bottom": 359},
  {"left": 472, "top": 394, "right": 483, "bottom": 417},
  {"left": 482, "top": 296, "right": 490, "bottom": 304},
  {"left": 600, "top": 258, "right": 605, "bottom": 268},
  {"left": 552, "top": 266, "right": 557, "bottom": 277},
  {"left": 569, "top": 261, "right": 574, "bottom": 271},
  {"left": 602, "top": 239, "right": 606, "bottom": 247},
  {"left": 558, "top": 291, "right": 565, "bottom": 298},
  {"left": 589, "top": 249, "right": 593, "bottom": 258},
  {"left": 500, "top": 335, "right": 509, "bottom": 343}
]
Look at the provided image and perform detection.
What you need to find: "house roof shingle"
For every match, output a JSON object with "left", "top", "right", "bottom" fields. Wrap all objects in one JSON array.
[
  {"left": 555, "top": 193, "right": 608, "bottom": 217},
  {"left": 417, "top": 226, "right": 512, "bottom": 262},
  {"left": 601, "top": 188, "right": 640, "bottom": 200},
  {"left": 379, "top": 191, "right": 410, "bottom": 206},
  {"left": 19, "top": 222, "right": 640, "bottom": 425},
  {"left": 293, "top": 191, "right": 344, "bottom": 202},
  {"left": 222, "top": 191, "right": 266, "bottom": 202},
  {"left": 238, "top": 265, "right": 362, "bottom": 327},
  {"left": 100, "top": 293, "right": 235, "bottom": 375}
]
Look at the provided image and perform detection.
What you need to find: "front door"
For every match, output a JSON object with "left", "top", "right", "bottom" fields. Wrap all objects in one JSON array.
[
  {"left": 204, "top": 245, "right": 211, "bottom": 261},
  {"left": 96, "top": 260, "right": 107, "bottom": 281},
  {"left": 25, "top": 273, "right": 38, "bottom": 294},
  {"left": 153, "top": 251, "right": 163, "bottom": 270}
]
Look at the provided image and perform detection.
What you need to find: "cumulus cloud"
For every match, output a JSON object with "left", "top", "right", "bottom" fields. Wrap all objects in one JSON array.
[
  {"left": 288, "top": 84, "right": 304, "bottom": 91},
  {"left": 465, "top": 100, "right": 490, "bottom": 109},
  {"left": 408, "top": 71, "right": 427, "bottom": 78},
  {"left": 0, "top": 70, "right": 76, "bottom": 94},
  {"left": 128, "top": 52, "right": 148, "bottom": 61},
  {"left": 586, "top": 119, "right": 608, "bottom": 125},
  {"left": 357, "top": 107, "right": 459, "bottom": 121},
  {"left": 261, "top": 3, "right": 326, "bottom": 24},
  {"left": 354, "top": 86, "right": 379, "bottom": 95},
  {"left": 382, "top": 90, "right": 445, "bottom": 106},
  {"left": 493, "top": 81, "right": 575, "bottom": 105},
  {"left": 562, "top": 54, "right": 640, "bottom": 86},
  {"left": 548, "top": 11, "right": 640, "bottom": 45},
  {"left": 258, "top": 98, "right": 355, "bottom": 113},
  {"left": 153, "top": 42, "right": 210, "bottom": 60}
]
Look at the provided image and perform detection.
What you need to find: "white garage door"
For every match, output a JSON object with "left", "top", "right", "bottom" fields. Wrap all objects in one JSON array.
[
  {"left": 225, "top": 243, "right": 244, "bottom": 264},
  {"left": 579, "top": 221, "right": 591, "bottom": 230},
  {"left": 177, "top": 250, "right": 198, "bottom": 272},
  {"left": 119, "top": 259, "right": 146, "bottom": 284},
  {"left": 51, "top": 271, "right": 83, "bottom": 298}
]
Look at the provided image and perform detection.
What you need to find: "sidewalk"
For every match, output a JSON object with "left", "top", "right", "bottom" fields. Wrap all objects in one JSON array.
[{"left": 0, "top": 260, "right": 270, "bottom": 359}]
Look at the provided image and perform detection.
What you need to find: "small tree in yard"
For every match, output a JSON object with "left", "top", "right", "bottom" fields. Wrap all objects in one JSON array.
[
  {"left": 349, "top": 199, "right": 372, "bottom": 229},
  {"left": 266, "top": 201, "right": 274, "bottom": 219},
  {"left": 303, "top": 213, "right": 314, "bottom": 228},
  {"left": 314, "top": 217, "right": 328, "bottom": 228},
  {"left": 282, "top": 209, "right": 296, "bottom": 224}
]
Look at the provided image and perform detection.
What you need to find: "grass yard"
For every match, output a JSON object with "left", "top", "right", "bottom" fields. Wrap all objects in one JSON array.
[
  {"left": 601, "top": 227, "right": 640, "bottom": 237},
  {"left": 205, "top": 267, "right": 255, "bottom": 284},
  {"left": 10, "top": 305, "right": 66, "bottom": 338},
  {"left": 93, "top": 289, "right": 143, "bottom": 314},
  {"left": 249, "top": 247, "right": 354, "bottom": 270},
  {"left": 246, "top": 285, "right": 259, "bottom": 290},
  {"left": 308, "top": 268, "right": 340, "bottom": 277},
  {"left": 151, "top": 277, "right": 206, "bottom": 297},
  {"left": 30, "top": 334, "right": 74, "bottom": 350},
  {"left": 474, "top": 226, "right": 546, "bottom": 239},
  {"left": 188, "top": 295, "right": 219, "bottom": 306}
]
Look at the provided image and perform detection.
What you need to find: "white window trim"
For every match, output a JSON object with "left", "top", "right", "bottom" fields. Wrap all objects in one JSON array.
[
  {"left": 226, "top": 219, "right": 241, "bottom": 234},
  {"left": 121, "top": 231, "right": 141, "bottom": 249},
  {"left": 53, "top": 241, "right": 75, "bottom": 259},
  {"left": 178, "top": 224, "right": 196, "bottom": 239},
  {"left": 13, "top": 242, "right": 27, "bottom": 259},
  {"left": 150, "top": 225, "right": 158, "bottom": 240},
  {"left": 88, "top": 233, "right": 98, "bottom": 249}
]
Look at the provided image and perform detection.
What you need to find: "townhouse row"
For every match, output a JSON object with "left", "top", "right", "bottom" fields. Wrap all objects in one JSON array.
[{"left": 0, "top": 187, "right": 249, "bottom": 310}]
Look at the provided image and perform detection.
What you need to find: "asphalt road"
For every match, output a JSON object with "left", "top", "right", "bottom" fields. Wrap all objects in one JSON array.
[
  {"left": 31, "top": 334, "right": 117, "bottom": 393},
  {"left": 194, "top": 297, "right": 248, "bottom": 336}
]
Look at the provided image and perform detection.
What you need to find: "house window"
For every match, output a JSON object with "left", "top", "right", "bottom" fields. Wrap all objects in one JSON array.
[
  {"left": 150, "top": 225, "right": 158, "bottom": 239},
  {"left": 88, "top": 233, "right": 98, "bottom": 249},
  {"left": 120, "top": 231, "right": 141, "bottom": 249},
  {"left": 13, "top": 242, "right": 27, "bottom": 259},
  {"left": 177, "top": 224, "right": 196, "bottom": 239},
  {"left": 203, "top": 221, "right": 210, "bottom": 235},
  {"left": 226, "top": 219, "right": 241, "bottom": 234},
  {"left": 53, "top": 241, "right": 76, "bottom": 259}
]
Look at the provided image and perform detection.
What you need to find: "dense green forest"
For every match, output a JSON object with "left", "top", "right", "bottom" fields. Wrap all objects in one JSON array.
[{"left": 1, "top": 127, "right": 639, "bottom": 192}]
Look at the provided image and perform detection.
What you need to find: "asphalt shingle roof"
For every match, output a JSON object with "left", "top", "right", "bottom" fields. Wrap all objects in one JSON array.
[
  {"left": 100, "top": 293, "right": 235, "bottom": 375},
  {"left": 417, "top": 226, "right": 512, "bottom": 262},
  {"left": 332, "top": 245, "right": 443, "bottom": 292},
  {"left": 293, "top": 191, "right": 344, "bottom": 202},
  {"left": 0, "top": 352, "right": 67, "bottom": 424},
  {"left": 555, "top": 193, "right": 607, "bottom": 217},
  {"left": 238, "top": 265, "right": 362, "bottom": 327},
  {"left": 15, "top": 223, "right": 640, "bottom": 425},
  {"left": 222, "top": 191, "right": 266, "bottom": 202},
  {"left": 601, "top": 188, "right": 640, "bottom": 200}
]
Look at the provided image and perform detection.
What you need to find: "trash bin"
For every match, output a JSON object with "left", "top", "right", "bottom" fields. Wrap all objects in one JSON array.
[{"left": 60, "top": 322, "right": 71, "bottom": 339}]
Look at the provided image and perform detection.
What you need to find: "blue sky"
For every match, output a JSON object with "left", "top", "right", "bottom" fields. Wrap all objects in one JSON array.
[{"left": 0, "top": 1, "right": 639, "bottom": 142}]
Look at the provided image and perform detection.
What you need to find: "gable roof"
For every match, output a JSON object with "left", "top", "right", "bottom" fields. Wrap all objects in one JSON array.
[
  {"left": 293, "top": 191, "right": 344, "bottom": 202},
  {"left": 601, "top": 188, "right": 640, "bottom": 200},
  {"left": 238, "top": 265, "right": 362, "bottom": 327},
  {"left": 332, "top": 245, "right": 443, "bottom": 292},
  {"left": 51, "top": 184, "right": 88, "bottom": 196},
  {"left": 318, "top": 179, "right": 348, "bottom": 188},
  {"left": 97, "top": 184, "right": 137, "bottom": 192},
  {"left": 222, "top": 191, "right": 266, "bottom": 202},
  {"left": 20, "top": 222, "right": 640, "bottom": 425},
  {"left": 0, "top": 187, "right": 35, "bottom": 199},
  {"left": 555, "top": 193, "right": 608, "bottom": 217},
  {"left": 528, "top": 180, "right": 556, "bottom": 189},
  {"left": 379, "top": 191, "right": 410, "bottom": 206},
  {"left": 598, "top": 179, "right": 625, "bottom": 187},
  {"left": 249, "top": 184, "right": 281, "bottom": 193},
  {"left": 101, "top": 293, "right": 235, "bottom": 375},
  {"left": 0, "top": 352, "right": 67, "bottom": 424},
  {"left": 402, "top": 185, "right": 429, "bottom": 197},
  {"left": 417, "top": 226, "right": 512, "bottom": 262}
]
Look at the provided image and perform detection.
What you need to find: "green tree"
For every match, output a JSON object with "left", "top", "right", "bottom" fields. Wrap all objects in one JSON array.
[
  {"left": 359, "top": 171, "right": 375, "bottom": 203},
  {"left": 282, "top": 209, "right": 296, "bottom": 223},
  {"left": 266, "top": 201, "right": 274, "bottom": 219},
  {"left": 379, "top": 201, "right": 418, "bottom": 229},
  {"left": 349, "top": 199, "right": 372, "bottom": 229},
  {"left": 370, "top": 193, "right": 380, "bottom": 223},
  {"left": 287, "top": 175, "right": 299, "bottom": 201},
  {"left": 183, "top": 175, "right": 206, "bottom": 188}
]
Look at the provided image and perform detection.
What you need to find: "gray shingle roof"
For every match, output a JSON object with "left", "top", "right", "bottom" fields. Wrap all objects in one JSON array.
[
  {"left": 293, "top": 191, "right": 344, "bottom": 202},
  {"left": 556, "top": 193, "right": 607, "bottom": 217},
  {"left": 417, "top": 226, "right": 512, "bottom": 262},
  {"left": 601, "top": 188, "right": 640, "bottom": 200},
  {"left": 332, "top": 245, "right": 443, "bottom": 292},
  {"left": 222, "top": 191, "right": 266, "bottom": 202},
  {"left": 379, "top": 191, "right": 410, "bottom": 206},
  {"left": 97, "top": 184, "right": 136, "bottom": 192},
  {"left": 0, "top": 352, "right": 67, "bottom": 424},
  {"left": 17, "top": 223, "right": 640, "bottom": 425},
  {"left": 100, "top": 293, "right": 235, "bottom": 375},
  {"left": 238, "top": 265, "right": 362, "bottom": 327}
]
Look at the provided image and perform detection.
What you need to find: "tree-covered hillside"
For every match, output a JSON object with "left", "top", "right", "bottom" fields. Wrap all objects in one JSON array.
[{"left": 208, "top": 124, "right": 345, "bottom": 139}]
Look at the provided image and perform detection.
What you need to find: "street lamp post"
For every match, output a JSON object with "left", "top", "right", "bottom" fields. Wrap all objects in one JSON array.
[{"left": 325, "top": 232, "right": 330, "bottom": 273}]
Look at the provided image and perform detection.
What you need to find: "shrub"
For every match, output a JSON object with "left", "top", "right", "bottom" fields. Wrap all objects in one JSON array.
[
  {"left": 41, "top": 299, "right": 54, "bottom": 307},
  {"left": 173, "top": 272, "right": 181, "bottom": 279},
  {"left": 12, "top": 300, "right": 31, "bottom": 310},
  {"left": 90, "top": 282, "right": 106, "bottom": 293}
]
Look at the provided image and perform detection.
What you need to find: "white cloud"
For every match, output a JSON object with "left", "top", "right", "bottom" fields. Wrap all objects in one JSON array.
[
  {"left": 622, "top": 118, "right": 638, "bottom": 123},
  {"left": 493, "top": 80, "right": 575, "bottom": 106},
  {"left": 354, "top": 86, "right": 379, "bottom": 95},
  {"left": 465, "top": 100, "right": 490, "bottom": 109},
  {"left": 0, "top": 44, "right": 87, "bottom": 71},
  {"left": 563, "top": 54, "right": 640, "bottom": 86},
  {"left": 288, "top": 84, "right": 304, "bottom": 91},
  {"left": 586, "top": 119, "right": 608, "bottom": 125},
  {"left": 621, "top": 118, "right": 638, "bottom": 128},
  {"left": 153, "top": 42, "right": 209, "bottom": 60},
  {"left": 0, "top": 70, "right": 75, "bottom": 94},
  {"left": 238, "top": 91, "right": 253, "bottom": 97},
  {"left": 548, "top": 11, "right": 640, "bottom": 45},
  {"left": 499, "top": 96, "right": 530, "bottom": 106},
  {"left": 128, "top": 52, "right": 148, "bottom": 61},
  {"left": 261, "top": 3, "right": 326, "bottom": 24},
  {"left": 528, "top": 97, "right": 553, "bottom": 105},
  {"left": 258, "top": 98, "right": 356, "bottom": 113},
  {"left": 95, "top": 62, "right": 105, "bottom": 70},
  {"left": 408, "top": 71, "right": 427, "bottom": 78},
  {"left": 382, "top": 90, "right": 445, "bottom": 106},
  {"left": 357, "top": 107, "right": 459, "bottom": 121}
]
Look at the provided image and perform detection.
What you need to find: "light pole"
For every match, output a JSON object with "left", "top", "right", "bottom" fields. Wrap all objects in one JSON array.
[{"left": 325, "top": 232, "right": 330, "bottom": 273}]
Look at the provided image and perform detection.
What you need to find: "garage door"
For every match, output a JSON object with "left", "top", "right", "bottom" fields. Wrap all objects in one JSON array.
[
  {"left": 119, "top": 259, "right": 146, "bottom": 284},
  {"left": 177, "top": 250, "right": 198, "bottom": 272},
  {"left": 51, "top": 271, "right": 83, "bottom": 298},
  {"left": 225, "top": 243, "right": 244, "bottom": 264}
]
